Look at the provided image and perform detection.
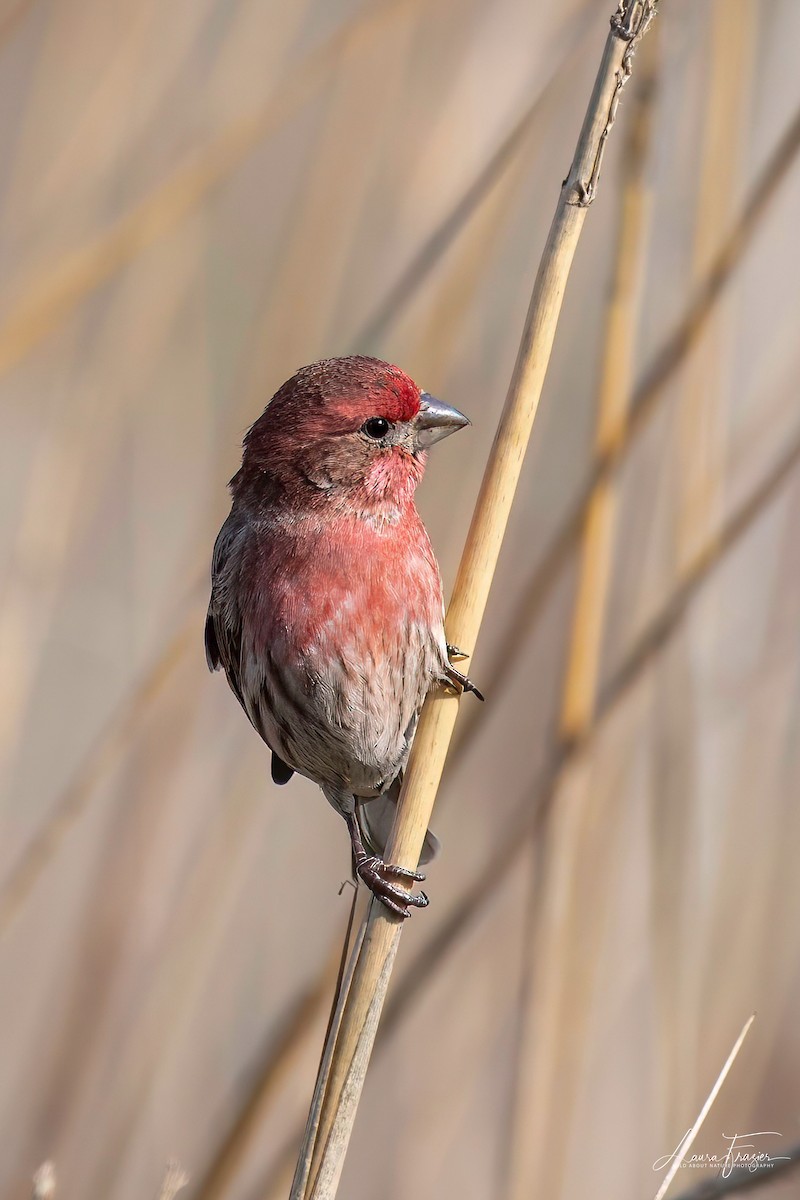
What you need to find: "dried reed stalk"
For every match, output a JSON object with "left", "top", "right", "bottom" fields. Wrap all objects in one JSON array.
[
  {"left": 560, "top": 27, "right": 657, "bottom": 741},
  {"left": 655, "top": 0, "right": 756, "bottom": 1136},
  {"left": 291, "top": 5, "right": 659, "bottom": 1197},
  {"left": 674, "top": 0, "right": 755, "bottom": 579},
  {"left": 504, "top": 32, "right": 659, "bottom": 1199}
]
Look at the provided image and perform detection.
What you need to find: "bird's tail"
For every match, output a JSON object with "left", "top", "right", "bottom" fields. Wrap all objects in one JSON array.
[{"left": 358, "top": 776, "right": 440, "bottom": 866}]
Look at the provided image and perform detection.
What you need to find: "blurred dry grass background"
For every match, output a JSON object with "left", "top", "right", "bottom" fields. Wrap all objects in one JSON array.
[{"left": 1, "top": 0, "right": 800, "bottom": 1198}]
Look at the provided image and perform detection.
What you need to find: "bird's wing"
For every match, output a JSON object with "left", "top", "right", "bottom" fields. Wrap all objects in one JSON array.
[
  {"left": 206, "top": 512, "right": 296, "bottom": 786},
  {"left": 205, "top": 512, "right": 249, "bottom": 708}
]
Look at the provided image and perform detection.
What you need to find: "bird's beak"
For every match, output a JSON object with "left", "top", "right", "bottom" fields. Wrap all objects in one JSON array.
[{"left": 414, "top": 392, "right": 471, "bottom": 449}]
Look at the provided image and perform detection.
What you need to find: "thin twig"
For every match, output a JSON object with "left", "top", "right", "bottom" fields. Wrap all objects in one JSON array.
[
  {"left": 293, "top": 6, "right": 660, "bottom": 1198},
  {"left": 653, "top": 1016, "right": 756, "bottom": 1200}
]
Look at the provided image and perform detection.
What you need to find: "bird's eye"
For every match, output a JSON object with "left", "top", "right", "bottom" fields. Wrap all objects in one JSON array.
[{"left": 361, "top": 417, "right": 390, "bottom": 440}]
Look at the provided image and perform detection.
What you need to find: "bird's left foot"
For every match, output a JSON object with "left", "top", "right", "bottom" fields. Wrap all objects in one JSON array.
[
  {"left": 444, "top": 663, "right": 485, "bottom": 702},
  {"left": 356, "top": 855, "right": 429, "bottom": 919}
]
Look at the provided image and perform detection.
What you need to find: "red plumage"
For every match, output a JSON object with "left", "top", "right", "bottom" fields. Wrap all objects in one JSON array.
[{"left": 206, "top": 355, "right": 477, "bottom": 917}]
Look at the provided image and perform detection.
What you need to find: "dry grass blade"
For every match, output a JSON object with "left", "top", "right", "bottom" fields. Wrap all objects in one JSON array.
[
  {"left": 653, "top": 1015, "right": 756, "bottom": 1200},
  {"left": 288, "top": 5, "right": 660, "bottom": 1198}
]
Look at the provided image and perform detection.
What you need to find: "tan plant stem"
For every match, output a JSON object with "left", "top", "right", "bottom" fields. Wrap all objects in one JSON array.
[
  {"left": 560, "top": 29, "right": 657, "bottom": 741},
  {"left": 291, "top": 6, "right": 660, "bottom": 1198},
  {"left": 504, "top": 33, "right": 659, "bottom": 1199}
]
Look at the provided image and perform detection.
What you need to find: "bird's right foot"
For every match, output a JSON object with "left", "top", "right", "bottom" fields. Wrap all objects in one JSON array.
[
  {"left": 356, "top": 855, "right": 429, "bottom": 919},
  {"left": 444, "top": 663, "right": 485, "bottom": 702}
]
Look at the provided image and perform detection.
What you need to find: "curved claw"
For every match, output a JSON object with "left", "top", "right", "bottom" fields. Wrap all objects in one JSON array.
[
  {"left": 444, "top": 663, "right": 485, "bottom": 702},
  {"left": 357, "top": 855, "right": 430, "bottom": 918},
  {"left": 446, "top": 642, "right": 470, "bottom": 662},
  {"left": 381, "top": 862, "right": 425, "bottom": 883}
]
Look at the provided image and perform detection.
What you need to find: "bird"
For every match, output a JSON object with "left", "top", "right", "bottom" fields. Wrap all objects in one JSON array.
[{"left": 205, "top": 355, "right": 482, "bottom": 918}]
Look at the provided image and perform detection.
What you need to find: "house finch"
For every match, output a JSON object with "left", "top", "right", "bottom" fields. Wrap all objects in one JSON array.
[{"left": 205, "top": 356, "right": 481, "bottom": 918}]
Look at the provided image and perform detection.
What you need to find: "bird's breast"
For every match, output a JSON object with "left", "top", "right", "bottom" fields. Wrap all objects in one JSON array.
[{"left": 243, "top": 511, "right": 446, "bottom": 791}]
